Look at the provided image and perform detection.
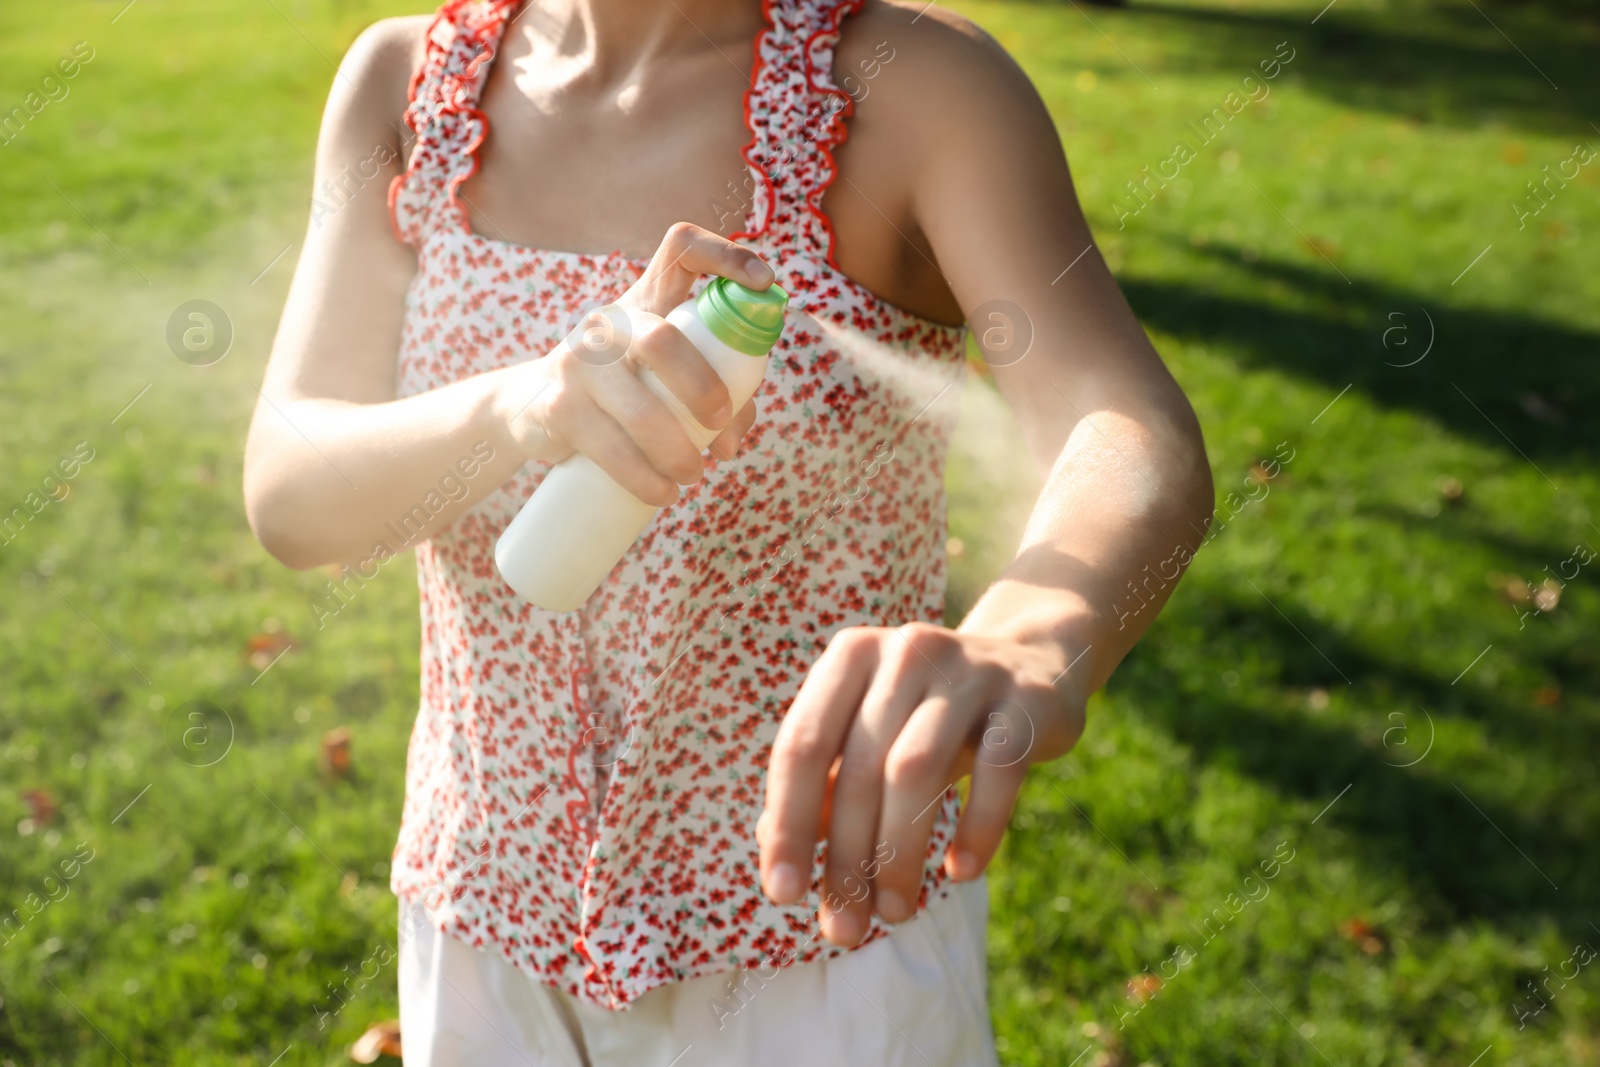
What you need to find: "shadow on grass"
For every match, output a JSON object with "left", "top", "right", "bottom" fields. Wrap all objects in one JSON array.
[
  {"left": 1121, "top": 242, "right": 1600, "bottom": 472},
  {"left": 1039, "top": 0, "right": 1596, "bottom": 135},
  {"left": 1109, "top": 588, "right": 1598, "bottom": 941}
]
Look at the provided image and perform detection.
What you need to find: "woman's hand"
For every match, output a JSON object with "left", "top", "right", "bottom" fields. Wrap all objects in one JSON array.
[
  {"left": 757, "top": 622, "right": 1087, "bottom": 945},
  {"left": 494, "top": 222, "right": 775, "bottom": 507}
]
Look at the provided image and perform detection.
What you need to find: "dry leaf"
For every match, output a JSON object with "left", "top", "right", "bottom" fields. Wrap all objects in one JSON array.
[
  {"left": 1533, "top": 579, "right": 1561, "bottom": 614},
  {"left": 22, "top": 789, "right": 56, "bottom": 825},
  {"left": 1126, "top": 973, "right": 1163, "bottom": 1003},
  {"left": 246, "top": 629, "right": 296, "bottom": 671},
  {"left": 1300, "top": 235, "right": 1342, "bottom": 261},
  {"left": 349, "top": 1019, "right": 402, "bottom": 1063},
  {"left": 322, "top": 727, "right": 352, "bottom": 778},
  {"left": 1338, "top": 917, "right": 1372, "bottom": 939},
  {"left": 1489, "top": 574, "right": 1534, "bottom": 606},
  {"left": 1339, "top": 917, "right": 1386, "bottom": 954},
  {"left": 1519, "top": 392, "right": 1565, "bottom": 425}
]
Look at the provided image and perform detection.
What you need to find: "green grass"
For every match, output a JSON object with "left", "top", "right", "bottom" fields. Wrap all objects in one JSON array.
[{"left": 2, "top": 0, "right": 1598, "bottom": 1063}]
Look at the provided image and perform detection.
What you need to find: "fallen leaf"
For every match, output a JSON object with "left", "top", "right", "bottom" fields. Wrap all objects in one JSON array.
[
  {"left": 1339, "top": 917, "right": 1372, "bottom": 939},
  {"left": 21, "top": 789, "right": 56, "bottom": 825},
  {"left": 1126, "top": 973, "right": 1163, "bottom": 1003},
  {"left": 349, "top": 1019, "right": 402, "bottom": 1063},
  {"left": 246, "top": 630, "right": 296, "bottom": 671},
  {"left": 1300, "top": 235, "right": 1343, "bottom": 261},
  {"left": 322, "top": 727, "right": 352, "bottom": 778},
  {"left": 1533, "top": 579, "right": 1561, "bottom": 613},
  {"left": 1339, "top": 917, "right": 1387, "bottom": 954},
  {"left": 1519, "top": 392, "right": 1565, "bottom": 425},
  {"left": 1489, "top": 574, "right": 1534, "bottom": 606}
]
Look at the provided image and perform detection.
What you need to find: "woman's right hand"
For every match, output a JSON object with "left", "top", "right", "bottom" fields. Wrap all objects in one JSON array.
[{"left": 495, "top": 222, "right": 776, "bottom": 507}]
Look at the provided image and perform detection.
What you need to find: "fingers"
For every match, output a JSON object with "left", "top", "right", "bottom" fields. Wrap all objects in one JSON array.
[
  {"left": 819, "top": 669, "right": 926, "bottom": 945},
  {"left": 545, "top": 383, "right": 681, "bottom": 507},
  {"left": 870, "top": 688, "right": 973, "bottom": 923},
  {"left": 636, "top": 222, "right": 775, "bottom": 314},
  {"left": 761, "top": 628, "right": 877, "bottom": 907},
  {"left": 944, "top": 728, "right": 1031, "bottom": 883},
  {"left": 574, "top": 358, "right": 704, "bottom": 489},
  {"left": 708, "top": 400, "right": 758, "bottom": 463},
  {"left": 627, "top": 316, "right": 733, "bottom": 436}
]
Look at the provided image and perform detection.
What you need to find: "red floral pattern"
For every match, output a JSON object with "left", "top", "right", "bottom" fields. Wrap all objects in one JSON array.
[{"left": 388, "top": 0, "right": 970, "bottom": 1010}]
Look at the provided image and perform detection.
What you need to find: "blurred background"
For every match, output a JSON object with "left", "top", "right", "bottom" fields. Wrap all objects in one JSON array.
[{"left": 1, "top": 0, "right": 1596, "bottom": 1063}]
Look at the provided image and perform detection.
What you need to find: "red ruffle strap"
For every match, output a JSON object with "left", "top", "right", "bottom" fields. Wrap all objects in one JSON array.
[
  {"left": 388, "top": 0, "right": 521, "bottom": 247},
  {"left": 734, "top": 0, "right": 867, "bottom": 265}
]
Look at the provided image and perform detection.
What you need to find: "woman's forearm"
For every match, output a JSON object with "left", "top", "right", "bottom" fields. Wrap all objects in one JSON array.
[
  {"left": 958, "top": 405, "right": 1214, "bottom": 701},
  {"left": 243, "top": 364, "right": 533, "bottom": 570}
]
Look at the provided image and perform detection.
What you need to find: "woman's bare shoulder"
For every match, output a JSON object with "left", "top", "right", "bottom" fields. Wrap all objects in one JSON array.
[
  {"left": 837, "top": 1, "right": 1061, "bottom": 181},
  {"left": 840, "top": 1, "right": 1053, "bottom": 146},
  {"left": 320, "top": 15, "right": 433, "bottom": 157}
]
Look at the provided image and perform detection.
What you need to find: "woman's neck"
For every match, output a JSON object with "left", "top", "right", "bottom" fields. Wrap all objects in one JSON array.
[{"left": 516, "top": 0, "right": 762, "bottom": 82}]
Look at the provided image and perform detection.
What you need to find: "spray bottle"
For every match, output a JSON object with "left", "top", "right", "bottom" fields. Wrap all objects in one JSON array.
[{"left": 495, "top": 276, "right": 789, "bottom": 611}]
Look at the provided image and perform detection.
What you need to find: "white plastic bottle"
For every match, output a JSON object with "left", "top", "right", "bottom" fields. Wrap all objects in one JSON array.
[{"left": 495, "top": 276, "right": 790, "bottom": 611}]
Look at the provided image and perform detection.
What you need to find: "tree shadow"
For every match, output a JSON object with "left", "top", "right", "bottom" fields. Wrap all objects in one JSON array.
[
  {"left": 1120, "top": 242, "right": 1600, "bottom": 472},
  {"left": 1112, "top": 588, "right": 1599, "bottom": 939},
  {"left": 1037, "top": 0, "right": 1598, "bottom": 136}
]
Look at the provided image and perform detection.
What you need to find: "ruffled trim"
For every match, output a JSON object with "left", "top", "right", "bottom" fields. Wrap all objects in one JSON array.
[
  {"left": 389, "top": 0, "right": 521, "bottom": 246},
  {"left": 802, "top": 0, "right": 867, "bottom": 274}
]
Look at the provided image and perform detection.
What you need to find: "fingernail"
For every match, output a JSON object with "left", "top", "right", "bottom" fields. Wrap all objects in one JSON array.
[
  {"left": 744, "top": 255, "right": 774, "bottom": 287},
  {"left": 876, "top": 888, "right": 909, "bottom": 922},
  {"left": 711, "top": 401, "right": 733, "bottom": 427},
  {"left": 766, "top": 862, "right": 803, "bottom": 903}
]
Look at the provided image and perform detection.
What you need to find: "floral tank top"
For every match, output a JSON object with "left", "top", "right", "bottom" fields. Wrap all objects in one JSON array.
[{"left": 387, "top": 0, "right": 969, "bottom": 1010}]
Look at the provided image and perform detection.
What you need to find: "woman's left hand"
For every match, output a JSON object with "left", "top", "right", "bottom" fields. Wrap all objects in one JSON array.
[{"left": 757, "top": 622, "right": 1087, "bottom": 945}]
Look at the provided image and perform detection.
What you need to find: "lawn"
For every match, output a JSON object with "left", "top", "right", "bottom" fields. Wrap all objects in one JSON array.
[{"left": 1, "top": 0, "right": 1597, "bottom": 1064}]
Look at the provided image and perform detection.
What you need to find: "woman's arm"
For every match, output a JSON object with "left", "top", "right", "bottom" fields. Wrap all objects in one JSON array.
[
  {"left": 245, "top": 21, "right": 766, "bottom": 570},
  {"left": 759, "top": 5, "right": 1214, "bottom": 943}
]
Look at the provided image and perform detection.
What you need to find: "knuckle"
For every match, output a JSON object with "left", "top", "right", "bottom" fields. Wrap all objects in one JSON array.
[
  {"left": 545, "top": 381, "right": 584, "bottom": 425},
  {"left": 777, "top": 724, "right": 833, "bottom": 768},
  {"left": 883, "top": 741, "right": 942, "bottom": 788},
  {"left": 830, "top": 626, "right": 875, "bottom": 656},
  {"left": 896, "top": 622, "right": 949, "bottom": 661},
  {"left": 669, "top": 450, "right": 704, "bottom": 484},
  {"left": 629, "top": 320, "right": 671, "bottom": 364},
  {"left": 662, "top": 221, "right": 698, "bottom": 252},
  {"left": 695, "top": 380, "right": 732, "bottom": 423}
]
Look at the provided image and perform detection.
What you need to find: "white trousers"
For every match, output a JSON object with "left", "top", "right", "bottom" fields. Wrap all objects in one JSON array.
[{"left": 397, "top": 879, "right": 1000, "bottom": 1067}]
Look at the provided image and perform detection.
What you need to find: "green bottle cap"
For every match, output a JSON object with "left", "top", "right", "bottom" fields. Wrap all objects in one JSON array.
[{"left": 695, "top": 276, "right": 789, "bottom": 356}]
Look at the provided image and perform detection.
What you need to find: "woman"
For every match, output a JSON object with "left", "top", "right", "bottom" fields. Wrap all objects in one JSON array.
[{"left": 243, "top": 0, "right": 1212, "bottom": 1062}]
